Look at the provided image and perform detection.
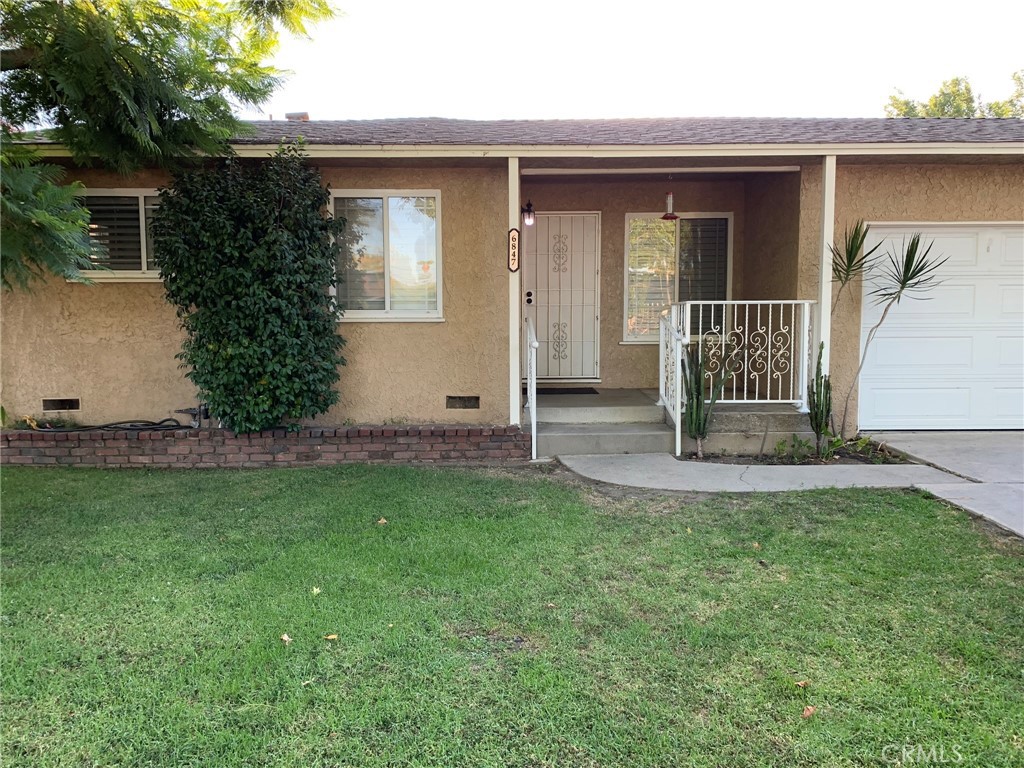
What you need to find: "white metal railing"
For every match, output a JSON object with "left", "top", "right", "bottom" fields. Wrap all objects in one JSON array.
[
  {"left": 658, "top": 307, "right": 685, "bottom": 456},
  {"left": 525, "top": 316, "right": 539, "bottom": 461},
  {"left": 659, "top": 300, "right": 815, "bottom": 456}
]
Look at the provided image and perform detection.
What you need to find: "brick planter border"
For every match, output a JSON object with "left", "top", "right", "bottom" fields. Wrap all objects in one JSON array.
[{"left": 0, "top": 426, "right": 531, "bottom": 468}]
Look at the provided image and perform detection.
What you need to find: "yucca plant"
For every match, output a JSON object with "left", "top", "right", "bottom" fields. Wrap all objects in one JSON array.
[
  {"left": 830, "top": 219, "right": 884, "bottom": 314},
  {"left": 682, "top": 342, "right": 736, "bottom": 460},
  {"left": 837, "top": 233, "right": 948, "bottom": 436},
  {"left": 807, "top": 342, "right": 832, "bottom": 457}
]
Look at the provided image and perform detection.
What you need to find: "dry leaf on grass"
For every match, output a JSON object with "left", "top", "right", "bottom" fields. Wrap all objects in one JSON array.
[
  {"left": 753, "top": 542, "right": 762, "bottom": 550},
  {"left": 802, "top": 705, "right": 816, "bottom": 718},
  {"left": 311, "top": 587, "right": 321, "bottom": 596},
  {"left": 377, "top": 518, "right": 388, "bottom": 525},
  {"left": 324, "top": 634, "right": 338, "bottom": 641},
  {"left": 795, "top": 680, "right": 810, "bottom": 688},
  {"left": 280, "top": 633, "right": 293, "bottom": 646}
]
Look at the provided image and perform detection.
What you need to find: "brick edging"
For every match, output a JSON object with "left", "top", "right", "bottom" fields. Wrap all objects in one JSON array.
[{"left": 0, "top": 425, "right": 531, "bottom": 468}]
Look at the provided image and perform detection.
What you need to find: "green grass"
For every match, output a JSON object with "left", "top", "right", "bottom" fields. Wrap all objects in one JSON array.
[{"left": 1, "top": 466, "right": 1022, "bottom": 767}]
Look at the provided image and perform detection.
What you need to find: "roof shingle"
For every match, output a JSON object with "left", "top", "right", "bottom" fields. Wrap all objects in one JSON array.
[{"left": 237, "top": 117, "right": 1024, "bottom": 146}]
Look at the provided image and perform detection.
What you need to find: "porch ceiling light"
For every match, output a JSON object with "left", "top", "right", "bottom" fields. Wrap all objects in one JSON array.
[
  {"left": 661, "top": 192, "right": 679, "bottom": 221},
  {"left": 522, "top": 200, "right": 536, "bottom": 226}
]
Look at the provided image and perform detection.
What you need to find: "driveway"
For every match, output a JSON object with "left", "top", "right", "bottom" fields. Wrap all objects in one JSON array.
[{"left": 873, "top": 431, "right": 1024, "bottom": 537}]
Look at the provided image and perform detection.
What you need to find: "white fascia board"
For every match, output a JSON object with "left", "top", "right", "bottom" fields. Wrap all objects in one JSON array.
[{"left": 32, "top": 141, "right": 1024, "bottom": 159}]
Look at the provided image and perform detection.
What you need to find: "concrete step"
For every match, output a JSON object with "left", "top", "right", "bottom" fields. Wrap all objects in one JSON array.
[
  {"left": 536, "top": 422, "right": 674, "bottom": 457},
  {"left": 526, "top": 388, "right": 664, "bottom": 424},
  {"left": 529, "top": 402, "right": 665, "bottom": 424}
]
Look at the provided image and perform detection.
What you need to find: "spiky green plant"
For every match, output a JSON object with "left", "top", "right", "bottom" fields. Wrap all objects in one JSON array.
[
  {"left": 682, "top": 342, "right": 735, "bottom": 460},
  {"left": 838, "top": 234, "right": 948, "bottom": 436},
  {"left": 807, "top": 342, "right": 832, "bottom": 457},
  {"left": 829, "top": 219, "right": 884, "bottom": 313}
]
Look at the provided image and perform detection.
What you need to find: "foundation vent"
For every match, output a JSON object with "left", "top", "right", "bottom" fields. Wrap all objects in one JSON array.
[
  {"left": 446, "top": 396, "right": 480, "bottom": 410},
  {"left": 42, "top": 398, "right": 81, "bottom": 411}
]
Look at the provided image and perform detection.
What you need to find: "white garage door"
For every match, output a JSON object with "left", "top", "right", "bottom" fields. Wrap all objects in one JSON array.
[{"left": 859, "top": 224, "right": 1024, "bottom": 430}]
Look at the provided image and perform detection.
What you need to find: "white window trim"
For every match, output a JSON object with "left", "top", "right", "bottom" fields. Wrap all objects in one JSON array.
[
  {"left": 621, "top": 211, "right": 734, "bottom": 344},
  {"left": 80, "top": 188, "right": 161, "bottom": 282},
  {"left": 331, "top": 189, "right": 443, "bottom": 322}
]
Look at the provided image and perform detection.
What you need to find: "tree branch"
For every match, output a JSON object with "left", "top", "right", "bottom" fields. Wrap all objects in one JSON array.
[{"left": 1, "top": 46, "right": 41, "bottom": 72}]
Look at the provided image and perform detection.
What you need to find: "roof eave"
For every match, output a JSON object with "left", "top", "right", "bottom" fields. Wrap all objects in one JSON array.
[{"left": 30, "top": 141, "right": 1024, "bottom": 160}]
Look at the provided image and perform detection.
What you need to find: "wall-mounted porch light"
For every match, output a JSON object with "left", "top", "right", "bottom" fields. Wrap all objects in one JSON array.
[
  {"left": 521, "top": 200, "right": 536, "bottom": 226},
  {"left": 661, "top": 192, "right": 679, "bottom": 221}
]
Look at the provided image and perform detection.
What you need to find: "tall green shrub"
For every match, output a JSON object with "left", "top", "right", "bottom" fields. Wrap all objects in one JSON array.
[{"left": 153, "top": 145, "right": 345, "bottom": 433}]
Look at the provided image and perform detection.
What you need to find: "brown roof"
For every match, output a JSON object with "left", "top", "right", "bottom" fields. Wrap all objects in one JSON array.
[{"left": 238, "top": 117, "right": 1024, "bottom": 146}]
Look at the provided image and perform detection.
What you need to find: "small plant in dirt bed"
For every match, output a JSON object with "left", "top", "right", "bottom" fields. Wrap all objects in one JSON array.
[
  {"left": 682, "top": 341, "right": 737, "bottom": 460},
  {"left": 806, "top": 342, "right": 833, "bottom": 458}
]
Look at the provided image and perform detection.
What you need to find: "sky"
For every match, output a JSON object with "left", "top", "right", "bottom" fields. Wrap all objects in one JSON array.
[{"left": 241, "top": 0, "right": 1024, "bottom": 121}]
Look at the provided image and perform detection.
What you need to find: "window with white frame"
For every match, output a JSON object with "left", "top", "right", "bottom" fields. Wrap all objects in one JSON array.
[
  {"left": 84, "top": 191, "right": 160, "bottom": 278},
  {"left": 333, "top": 191, "right": 442, "bottom": 320},
  {"left": 623, "top": 213, "right": 731, "bottom": 342}
]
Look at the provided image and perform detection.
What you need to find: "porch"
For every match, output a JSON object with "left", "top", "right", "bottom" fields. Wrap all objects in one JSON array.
[
  {"left": 524, "top": 298, "right": 818, "bottom": 459},
  {"left": 526, "top": 387, "right": 812, "bottom": 459}
]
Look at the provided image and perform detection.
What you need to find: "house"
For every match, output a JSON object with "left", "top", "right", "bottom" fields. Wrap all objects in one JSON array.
[{"left": 2, "top": 118, "right": 1022, "bottom": 461}]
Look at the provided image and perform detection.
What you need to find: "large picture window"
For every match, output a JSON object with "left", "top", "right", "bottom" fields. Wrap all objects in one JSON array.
[
  {"left": 622, "top": 213, "right": 731, "bottom": 342},
  {"left": 84, "top": 190, "right": 160, "bottom": 279},
  {"left": 333, "top": 190, "right": 442, "bottom": 320}
]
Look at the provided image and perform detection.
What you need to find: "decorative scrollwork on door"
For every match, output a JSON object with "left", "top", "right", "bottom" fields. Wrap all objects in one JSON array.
[
  {"left": 551, "top": 322, "right": 568, "bottom": 359},
  {"left": 551, "top": 234, "right": 569, "bottom": 272}
]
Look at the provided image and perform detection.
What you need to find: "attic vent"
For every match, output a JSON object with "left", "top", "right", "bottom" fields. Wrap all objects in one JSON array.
[
  {"left": 446, "top": 396, "right": 480, "bottom": 410},
  {"left": 42, "top": 398, "right": 81, "bottom": 411}
]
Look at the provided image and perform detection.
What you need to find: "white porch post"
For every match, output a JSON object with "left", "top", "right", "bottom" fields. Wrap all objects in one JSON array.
[
  {"left": 814, "top": 154, "right": 836, "bottom": 373},
  {"left": 508, "top": 157, "right": 522, "bottom": 425}
]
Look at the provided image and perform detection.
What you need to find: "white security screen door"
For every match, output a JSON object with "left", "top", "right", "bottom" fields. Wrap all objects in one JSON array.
[{"left": 523, "top": 213, "right": 600, "bottom": 379}]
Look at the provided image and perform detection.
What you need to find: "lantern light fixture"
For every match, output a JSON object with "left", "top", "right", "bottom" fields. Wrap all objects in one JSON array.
[
  {"left": 521, "top": 200, "right": 535, "bottom": 226},
  {"left": 661, "top": 192, "right": 679, "bottom": 221}
]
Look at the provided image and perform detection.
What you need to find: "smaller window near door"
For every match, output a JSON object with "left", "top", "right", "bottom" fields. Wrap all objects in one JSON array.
[
  {"left": 83, "top": 191, "right": 161, "bottom": 279},
  {"left": 622, "top": 213, "right": 731, "bottom": 342},
  {"left": 333, "top": 190, "right": 442, "bottom": 321}
]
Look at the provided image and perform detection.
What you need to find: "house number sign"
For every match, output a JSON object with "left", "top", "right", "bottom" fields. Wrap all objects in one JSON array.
[{"left": 507, "top": 228, "right": 520, "bottom": 273}]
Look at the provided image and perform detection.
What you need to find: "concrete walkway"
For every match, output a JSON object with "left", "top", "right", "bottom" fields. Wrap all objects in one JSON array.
[
  {"left": 560, "top": 453, "right": 968, "bottom": 493},
  {"left": 561, "top": 432, "right": 1024, "bottom": 538}
]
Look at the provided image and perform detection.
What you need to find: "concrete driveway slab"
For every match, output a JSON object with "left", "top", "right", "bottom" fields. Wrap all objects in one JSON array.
[
  {"left": 559, "top": 454, "right": 967, "bottom": 493},
  {"left": 915, "top": 482, "right": 1024, "bottom": 537},
  {"left": 871, "top": 431, "right": 1024, "bottom": 484},
  {"left": 873, "top": 431, "right": 1023, "bottom": 537}
]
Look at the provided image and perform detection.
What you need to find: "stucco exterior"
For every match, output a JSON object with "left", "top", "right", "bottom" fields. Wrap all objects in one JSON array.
[
  {"left": 797, "top": 161, "right": 1024, "bottom": 433},
  {"left": 3, "top": 153, "right": 1021, "bottom": 435},
  {"left": 1, "top": 163, "right": 512, "bottom": 426}
]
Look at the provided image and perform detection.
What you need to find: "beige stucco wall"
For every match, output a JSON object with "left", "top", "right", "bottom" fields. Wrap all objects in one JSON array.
[
  {"left": 797, "top": 161, "right": 1024, "bottom": 434},
  {"left": 742, "top": 173, "right": 801, "bottom": 301},
  {"left": 521, "top": 179, "right": 747, "bottom": 389},
  {"left": 1, "top": 164, "right": 512, "bottom": 426}
]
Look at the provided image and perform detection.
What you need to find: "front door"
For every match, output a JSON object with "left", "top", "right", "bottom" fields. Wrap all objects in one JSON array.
[{"left": 523, "top": 213, "right": 600, "bottom": 379}]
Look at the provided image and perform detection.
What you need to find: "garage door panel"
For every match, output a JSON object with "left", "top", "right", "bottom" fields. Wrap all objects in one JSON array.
[
  {"left": 999, "top": 285, "right": 1023, "bottom": 317},
  {"left": 996, "top": 336, "right": 1024, "bottom": 367},
  {"left": 859, "top": 224, "right": 1024, "bottom": 430},
  {"left": 869, "top": 335, "right": 973, "bottom": 368},
  {"left": 995, "top": 388, "right": 1024, "bottom": 419},
  {"left": 1002, "top": 233, "right": 1023, "bottom": 265}
]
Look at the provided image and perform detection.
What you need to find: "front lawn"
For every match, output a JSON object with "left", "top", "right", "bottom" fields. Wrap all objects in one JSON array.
[{"left": 2, "top": 466, "right": 1021, "bottom": 767}]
